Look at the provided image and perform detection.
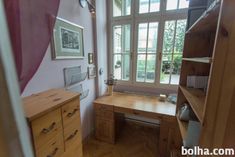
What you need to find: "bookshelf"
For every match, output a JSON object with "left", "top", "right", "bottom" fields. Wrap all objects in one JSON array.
[{"left": 174, "top": 0, "right": 235, "bottom": 154}]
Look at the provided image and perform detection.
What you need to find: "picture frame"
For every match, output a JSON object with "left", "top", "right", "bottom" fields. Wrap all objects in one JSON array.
[
  {"left": 88, "top": 53, "right": 94, "bottom": 64},
  {"left": 51, "top": 17, "right": 84, "bottom": 59},
  {"left": 88, "top": 65, "right": 96, "bottom": 79}
]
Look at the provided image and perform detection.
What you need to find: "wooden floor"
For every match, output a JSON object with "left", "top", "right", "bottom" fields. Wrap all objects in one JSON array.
[{"left": 83, "top": 121, "right": 160, "bottom": 157}]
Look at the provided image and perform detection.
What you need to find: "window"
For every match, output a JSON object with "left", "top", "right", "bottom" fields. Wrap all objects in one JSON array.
[{"left": 109, "top": 0, "right": 188, "bottom": 88}]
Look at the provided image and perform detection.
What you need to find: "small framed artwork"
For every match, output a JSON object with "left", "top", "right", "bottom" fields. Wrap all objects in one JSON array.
[
  {"left": 51, "top": 17, "right": 84, "bottom": 59},
  {"left": 88, "top": 53, "right": 94, "bottom": 64},
  {"left": 88, "top": 65, "right": 96, "bottom": 79}
]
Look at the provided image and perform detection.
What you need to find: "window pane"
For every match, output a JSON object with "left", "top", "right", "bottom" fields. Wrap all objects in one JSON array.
[
  {"left": 179, "top": 0, "right": 189, "bottom": 9},
  {"left": 166, "top": 0, "right": 178, "bottom": 10},
  {"left": 163, "top": 21, "right": 176, "bottom": 54},
  {"left": 160, "top": 54, "right": 172, "bottom": 84},
  {"left": 136, "top": 54, "right": 146, "bottom": 82},
  {"left": 171, "top": 54, "right": 182, "bottom": 84},
  {"left": 146, "top": 55, "right": 156, "bottom": 83},
  {"left": 113, "top": 25, "right": 131, "bottom": 54},
  {"left": 174, "top": 20, "right": 187, "bottom": 54},
  {"left": 138, "top": 23, "right": 148, "bottom": 52},
  {"left": 113, "top": 24, "right": 131, "bottom": 81},
  {"left": 136, "top": 22, "right": 158, "bottom": 83},
  {"left": 122, "top": 55, "right": 130, "bottom": 80},
  {"left": 114, "top": 54, "right": 122, "bottom": 80},
  {"left": 161, "top": 19, "right": 186, "bottom": 85},
  {"left": 113, "top": 25, "right": 122, "bottom": 54},
  {"left": 148, "top": 22, "right": 158, "bottom": 53},
  {"left": 124, "top": 25, "right": 131, "bottom": 53},
  {"left": 113, "top": 0, "right": 131, "bottom": 17},
  {"left": 139, "top": 0, "right": 149, "bottom": 14},
  {"left": 139, "top": 0, "right": 160, "bottom": 14},
  {"left": 150, "top": 0, "right": 160, "bottom": 12}
]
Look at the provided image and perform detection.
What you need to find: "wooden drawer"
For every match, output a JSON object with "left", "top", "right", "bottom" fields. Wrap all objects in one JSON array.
[
  {"left": 64, "top": 124, "right": 81, "bottom": 151},
  {"left": 94, "top": 103, "right": 113, "bottom": 112},
  {"left": 95, "top": 103, "right": 114, "bottom": 119},
  {"left": 31, "top": 109, "right": 62, "bottom": 149},
  {"left": 62, "top": 99, "right": 80, "bottom": 127},
  {"left": 132, "top": 109, "right": 163, "bottom": 120},
  {"left": 95, "top": 109, "right": 114, "bottom": 119},
  {"left": 36, "top": 134, "right": 64, "bottom": 157}
]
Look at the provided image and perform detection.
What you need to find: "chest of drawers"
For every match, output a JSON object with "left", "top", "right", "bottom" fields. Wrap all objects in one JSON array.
[{"left": 23, "top": 89, "right": 82, "bottom": 157}]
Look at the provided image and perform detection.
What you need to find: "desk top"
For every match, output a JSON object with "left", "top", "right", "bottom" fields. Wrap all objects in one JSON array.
[{"left": 94, "top": 92, "right": 176, "bottom": 117}]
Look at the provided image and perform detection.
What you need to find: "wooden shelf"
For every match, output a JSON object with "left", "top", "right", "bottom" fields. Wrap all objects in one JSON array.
[
  {"left": 186, "top": 0, "right": 221, "bottom": 34},
  {"left": 182, "top": 57, "right": 212, "bottom": 64},
  {"left": 179, "top": 86, "right": 206, "bottom": 123},
  {"left": 177, "top": 116, "right": 188, "bottom": 141}
]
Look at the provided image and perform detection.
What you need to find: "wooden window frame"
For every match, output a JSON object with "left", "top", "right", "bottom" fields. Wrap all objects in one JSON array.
[{"left": 108, "top": 0, "right": 188, "bottom": 90}]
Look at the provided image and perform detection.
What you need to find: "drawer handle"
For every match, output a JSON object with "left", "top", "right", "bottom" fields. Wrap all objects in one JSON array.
[
  {"left": 41, "top": 122, "right": 56, "bottom": 134},
  {"left": 47, "top": 147, "right": 58, "bottom": 157},
  {"left": 66, "top": 130, "right": 78, "bottom": 141},
  {"left": 67, "top": 108, "right": 78, "bottom": 118},
  {"left": 133, "top": 111, "right": 139, "bottom": 115}
]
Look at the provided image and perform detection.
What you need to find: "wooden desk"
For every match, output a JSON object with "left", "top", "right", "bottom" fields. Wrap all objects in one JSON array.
[{"left": 94, "top": 92, "right": 177, "bottom": 157}]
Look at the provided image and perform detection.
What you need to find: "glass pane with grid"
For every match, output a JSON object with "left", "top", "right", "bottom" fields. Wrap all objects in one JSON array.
[
  {"left": 139, "top": 0, "right": 160, "bottom": 14},
  {"left": 113, "top": 0, "right": 131, "bottom": 17},
  {"left": 166, "top": 0, "right": 189, "bottom": 10},
  {"left": 113, "top": 24, "right": 131, "bottom": 81},
  {"left": 136, "top": 22, "right": 158, "bottom": 83},
  {"left": 160, "top": 20, "right": 186, "bottom": 85}
]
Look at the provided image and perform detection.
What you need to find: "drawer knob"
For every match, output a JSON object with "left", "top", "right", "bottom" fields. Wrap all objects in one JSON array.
[
  {"left": 47, "top": 147, "right": 58, "bottom": 157},
  {"left": 41, "top": 122, "right": 56, "bottom": 134},
  {"left": 66, "top": 108, "right": 78, "bottom": 118},
  {"left": 133, "top": 111, "right": 139, "bottom": 115},
  {"left": 66, "top": 130, "right": 78, "bottom": 141}
]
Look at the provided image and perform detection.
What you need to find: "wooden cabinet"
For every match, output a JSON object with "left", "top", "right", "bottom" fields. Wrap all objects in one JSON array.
[
  {"left": 176, "top": 0, "right": 235, "bottom": 153},
  {"left": 94, "top": 103, "right": 114, "bottom": 144},
  {"left": 23, "top": 89, "right": 83, "bottom": 157}
]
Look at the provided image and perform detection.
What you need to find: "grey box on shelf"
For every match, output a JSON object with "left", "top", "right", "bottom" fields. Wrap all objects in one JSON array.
[{"left": 187, "top": 76, "right": 208, "bottom": 89}]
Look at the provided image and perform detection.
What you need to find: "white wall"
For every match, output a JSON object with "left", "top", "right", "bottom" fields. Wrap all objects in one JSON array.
[
  {"left": 95, "top": 0, "right": 108, "bottom": 96},
  {"left": 22, "top": 0, "right": 97, "bottom": 139}
]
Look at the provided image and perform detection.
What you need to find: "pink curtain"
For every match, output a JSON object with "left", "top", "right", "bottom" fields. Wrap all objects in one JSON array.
[{"left": 4, "top": 0, "right": 60, "bottom": 93}]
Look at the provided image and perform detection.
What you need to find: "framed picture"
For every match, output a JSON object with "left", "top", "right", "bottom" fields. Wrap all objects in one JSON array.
[
  {"left": 51, "top": 17, "right": 84, "bottom": 59},
  {"left": 88, "top": 53, "right": 94, "bottom": 64},
  {"left": 88, "top": 65, "right": 96, "bottom": 79}
]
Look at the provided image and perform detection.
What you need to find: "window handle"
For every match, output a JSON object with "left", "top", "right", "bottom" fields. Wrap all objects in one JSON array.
[
  {"left": 130, "top": 52, "right": 134, "bottom": 60},
  {"left": 159, "top": 53, "right": 162, "bottom": 61}
]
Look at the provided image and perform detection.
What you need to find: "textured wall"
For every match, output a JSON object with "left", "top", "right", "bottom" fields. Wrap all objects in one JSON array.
[{"left": 22, "top": 0, "right": 96, "bottom": 139}]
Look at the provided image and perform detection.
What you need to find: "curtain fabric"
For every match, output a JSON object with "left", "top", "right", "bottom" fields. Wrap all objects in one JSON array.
[{"left": 4, "top": 0, "right": 60, "bottom": 93}]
